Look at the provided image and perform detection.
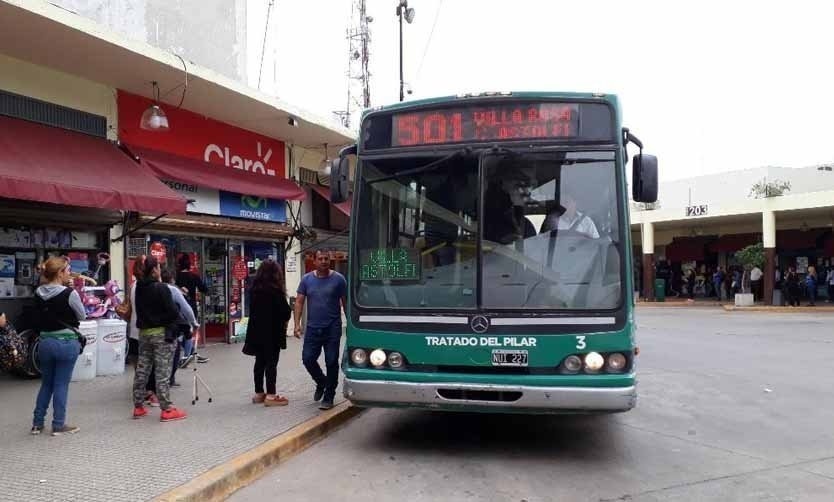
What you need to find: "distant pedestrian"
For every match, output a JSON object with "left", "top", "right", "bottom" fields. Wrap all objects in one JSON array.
[
  {"left": 294, "top": 250, "right": 347, "bottom": 411},
  {"left": 827, "top": 267, "right": 834, "bottom": 303},
  {"left": 31, "top": 256, "right": 86, "bottom": 436},
  {"left": 805, "top": 266, "right": 817, "bottom": 306},
  {"left": 785, "top": 266, "right": 800, "bottom": 307},
  {"left": 243, "top": 259, "right": 292, "bottom": 407},
  {"left": 750, "top": 265, "right": 763, "bottom": 302},
  {"left": 132, "top": 255, "right": 187, "bottom": 422}
]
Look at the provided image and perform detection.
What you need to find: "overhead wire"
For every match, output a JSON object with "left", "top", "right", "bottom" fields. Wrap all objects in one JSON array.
[
  {"left": 414, "top": 0, "right": 444, "bottom": 83},
  {"left": 258, "top": 0, "right": 276, "bottom": 90}
]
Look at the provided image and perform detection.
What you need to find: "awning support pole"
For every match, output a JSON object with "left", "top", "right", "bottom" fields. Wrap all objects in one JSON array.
[{"left": 111, "top": 213, "right": 167, "bottom": 243}]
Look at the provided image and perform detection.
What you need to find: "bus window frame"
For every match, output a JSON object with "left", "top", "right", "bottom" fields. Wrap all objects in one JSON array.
[{"left": 350, "top": 143, "right": 630, "bottom": 317}]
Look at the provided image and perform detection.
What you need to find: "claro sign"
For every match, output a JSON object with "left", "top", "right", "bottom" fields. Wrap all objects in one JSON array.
[
  {"left": 117, "top": 91, "right": 286, "bottom": 183},
  {"left": 204, "top": 142, "right": 277, "bottom": 177}
]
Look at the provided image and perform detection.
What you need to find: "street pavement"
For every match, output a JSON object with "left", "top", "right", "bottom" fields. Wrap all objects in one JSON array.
[
  {"left": 0, "top": 336, "right": 343, "bottom": 502},
  {"left": 232, "top": 309, "right": 834, "bottom": 502}
]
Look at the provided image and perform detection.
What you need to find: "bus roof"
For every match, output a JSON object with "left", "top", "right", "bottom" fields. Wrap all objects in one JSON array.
[{"left": 361, "top": 91, "right": 621, "bottom": 119}]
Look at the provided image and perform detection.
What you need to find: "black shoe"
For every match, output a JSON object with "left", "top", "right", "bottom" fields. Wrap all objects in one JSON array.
[
  {"left": 313, "top": 386, "right": 324, "bottom": 402},
  {"left": 196, "top": 354, "right": 210, "bottom": 363},
  {"left": 30, "top": 425, "right": 43, "bottom": 435},
  {"left": 170, "top": 381, "right": 181, "bottom": 387},
  {"left": 318, "top": 399, "right": 334, "bottom": 410}
]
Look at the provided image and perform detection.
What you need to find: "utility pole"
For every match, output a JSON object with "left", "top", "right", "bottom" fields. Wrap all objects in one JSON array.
[{"left": 333, "top": 0, "right": 372, "bottom": 128}]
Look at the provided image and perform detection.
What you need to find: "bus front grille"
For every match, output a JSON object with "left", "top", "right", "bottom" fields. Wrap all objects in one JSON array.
[{"left": 436, "top": 389, "right": 523, "bottom": 402}]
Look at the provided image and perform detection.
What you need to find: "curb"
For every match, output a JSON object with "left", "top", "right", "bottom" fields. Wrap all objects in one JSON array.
[
  {"left": 153, "top": 402, "right": 363, "bottom": 502},
  {"left": 721, "top": 305, "right": 834, "bottom": 313}
]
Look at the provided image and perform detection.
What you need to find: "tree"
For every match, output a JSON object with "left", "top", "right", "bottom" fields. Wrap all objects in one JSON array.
[
  {"left": 749, "top": 178, "right": 791, "bottom": 198},
  {"left": 734, "top": 243, "right": 765, "bottom": 294}
]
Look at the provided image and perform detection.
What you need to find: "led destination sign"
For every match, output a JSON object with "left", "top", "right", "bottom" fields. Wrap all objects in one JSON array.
[
  {"left": 393, "top": 103, "right": 580, "bottom": 146},
  {"left": 360, "top": 248, "right": 420, "bottom": 281}
]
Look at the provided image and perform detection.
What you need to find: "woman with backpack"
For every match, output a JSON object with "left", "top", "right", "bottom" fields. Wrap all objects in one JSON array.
[
  {"left": 131, "top": 255, "right": 187, "bottom": 422},
  {"left": 31, "top": 256, "right": 86, "bottom": 436},
  {"left": 242, "top": 259, "right": 292, "bottom": 407}
]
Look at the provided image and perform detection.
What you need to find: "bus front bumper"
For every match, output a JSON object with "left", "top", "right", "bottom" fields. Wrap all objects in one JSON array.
[{"left": 343, "top": 378, "right": 636, "bottom": 413}]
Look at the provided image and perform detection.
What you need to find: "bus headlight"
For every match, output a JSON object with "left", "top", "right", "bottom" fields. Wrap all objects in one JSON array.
[
  {"left": 584, "top": 352, "right": 604, "bottom": 372},
  {"left": 350, "top": 348, "right": 368, "bottom": 367},
  {"left": 387, "top": 351, "right": 405, "bottom": 369},
  {"left": 369, "top": 349, "right": 387, "bottom": 367},
  {"left": 607, "top": 353, "right": 627, "bottom": 372},
  {"left": 563, "top": 355, "right": 582, "bottom": 373}
]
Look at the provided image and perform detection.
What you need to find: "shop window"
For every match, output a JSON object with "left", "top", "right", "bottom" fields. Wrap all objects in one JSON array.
[{"left": 0, "top": 227, "right": 109, "bottom": 301}]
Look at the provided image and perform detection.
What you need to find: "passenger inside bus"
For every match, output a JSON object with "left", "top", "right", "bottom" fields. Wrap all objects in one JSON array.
[{"left": 540, "top": 192, "right": 600, "bottom": 239}]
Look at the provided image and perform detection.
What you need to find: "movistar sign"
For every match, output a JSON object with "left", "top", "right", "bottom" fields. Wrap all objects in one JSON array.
[{"left": 219, "top": 191, "right": 285, "bottom": 222}]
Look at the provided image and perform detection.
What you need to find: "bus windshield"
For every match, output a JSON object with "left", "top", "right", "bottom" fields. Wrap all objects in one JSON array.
[{"left": 354, "top": 150, "right": 622, "bottom": 310}]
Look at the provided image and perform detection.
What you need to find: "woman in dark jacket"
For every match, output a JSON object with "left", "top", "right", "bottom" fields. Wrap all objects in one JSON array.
[
  {"left": 243, "top": 259, "right": 292, "bottom": 406},
  {"left": 131, "top": 255, "right": 187, "bottom": 422}
]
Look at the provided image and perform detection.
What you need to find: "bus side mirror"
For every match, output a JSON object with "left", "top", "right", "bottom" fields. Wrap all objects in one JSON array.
[
  {"left": 632, "top": 153, "right": 658, "bottom": 203},
  {"left": 330, "top": 156, "right": 350, "bottom": 204}
]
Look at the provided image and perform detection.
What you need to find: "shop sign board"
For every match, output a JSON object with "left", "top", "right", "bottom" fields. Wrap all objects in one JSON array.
[
  {"left": 161, "top": 180, "right": 220, "bottom": 215},
  {"left": 118, "top": 91, "right": 286, "bottom": 188},
  {"left": 219, "top": 191, "right": 286, "bottom": 222}
]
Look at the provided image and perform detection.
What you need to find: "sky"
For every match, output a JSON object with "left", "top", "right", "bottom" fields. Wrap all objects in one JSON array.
[{"left": 248, "top": 0, "right": 834, "bottom": 182}]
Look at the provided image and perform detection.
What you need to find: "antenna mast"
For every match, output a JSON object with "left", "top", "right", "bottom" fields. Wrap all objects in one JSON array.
[{"left": 334, "top": 0, "right": 372, "bottom": 128}]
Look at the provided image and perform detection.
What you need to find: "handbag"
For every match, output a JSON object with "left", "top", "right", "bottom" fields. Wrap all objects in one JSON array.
[{"left": 115, "top": 294, "right": 132, "bottom": 321}]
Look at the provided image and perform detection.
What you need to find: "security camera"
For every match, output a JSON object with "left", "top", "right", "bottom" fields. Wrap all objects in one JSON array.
[{"left": 287, "top": 117, "right": 299, "bottom": 127}]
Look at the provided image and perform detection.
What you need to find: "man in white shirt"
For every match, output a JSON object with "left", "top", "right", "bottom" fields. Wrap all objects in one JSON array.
[
  {"left": 750, "top": 265, "right": 763, "bottom": 302},
  {"left": 540, "top": 193, "right": 600, "bottom": 239}
]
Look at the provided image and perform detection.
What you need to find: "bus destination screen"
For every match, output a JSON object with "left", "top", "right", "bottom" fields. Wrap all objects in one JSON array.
[
  {"left": 392, "top": 102, "right": 582, "bottom": 147},
  {"left": 360, "top": 248, "right": 421, "bottom": 281}
]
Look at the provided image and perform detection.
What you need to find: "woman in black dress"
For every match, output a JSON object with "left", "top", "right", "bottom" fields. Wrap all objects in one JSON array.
[{"left": 243, "top": 259, "right": 292, "bottom": 406}]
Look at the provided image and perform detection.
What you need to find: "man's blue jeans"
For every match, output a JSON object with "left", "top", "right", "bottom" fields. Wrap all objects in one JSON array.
[
  {"left": 32, "top": 338, "right": 79, "bottom": 429},
  {"left": 301, "top": 323, "right": 341, "bottom": 401}
]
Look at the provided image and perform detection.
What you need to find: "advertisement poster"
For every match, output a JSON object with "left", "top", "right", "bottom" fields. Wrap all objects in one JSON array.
[
  {"left": 0, "top": 278, "right": 13, "bottom": 298},
  {"left": 797, "top": 257, "right": 809, "bottom": 273},
  {"left": 149, "top": 241, "right": 168, "bottom": 266},
  {"left": 0, "top": 254, "right": 15, "bottom": 278},
  {"left": 15, "top": 252, "right": 36, "bottom": 286}
]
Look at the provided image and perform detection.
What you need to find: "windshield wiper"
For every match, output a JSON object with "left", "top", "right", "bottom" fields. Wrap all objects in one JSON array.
[{"left": 366, "top": 147, "right": 472, "bottom": 185}]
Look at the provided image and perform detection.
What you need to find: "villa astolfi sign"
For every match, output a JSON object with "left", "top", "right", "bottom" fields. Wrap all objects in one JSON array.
[{"left": 685, "top": 204, "right": 709, "bottom": 217}]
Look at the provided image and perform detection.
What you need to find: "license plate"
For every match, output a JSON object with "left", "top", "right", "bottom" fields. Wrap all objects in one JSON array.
[{"left": 491, "top": 349, "right": 528, "bottom": 367}]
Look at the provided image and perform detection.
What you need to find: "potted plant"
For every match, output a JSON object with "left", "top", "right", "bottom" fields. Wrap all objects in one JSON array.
[{"left": 734, "top": 243, "right": 764, "bottom": 307}]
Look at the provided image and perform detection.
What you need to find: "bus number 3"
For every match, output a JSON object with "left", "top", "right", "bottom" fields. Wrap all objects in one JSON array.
[{"left": 576, "top": 336, "right": 587, "bottom": 350}]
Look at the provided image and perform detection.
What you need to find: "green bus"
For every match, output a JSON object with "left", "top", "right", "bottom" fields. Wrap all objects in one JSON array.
[{"left": 329, "top": 92, "right": 657, "bottom": 413}]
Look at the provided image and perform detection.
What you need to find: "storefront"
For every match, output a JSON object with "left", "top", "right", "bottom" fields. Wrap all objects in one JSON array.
[
  {"left": 0, "top": 96, "right": 186, "bottom": 331},
  {"left": 301, "top": 180, "right": 351, "bottom": 275},
  {"left": 117, "top": 91, "right": 304, "bottom": 343}
]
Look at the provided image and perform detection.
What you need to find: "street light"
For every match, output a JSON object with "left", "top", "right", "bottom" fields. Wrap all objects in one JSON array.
[{"left": 396, "top": 0, "right": 415, "bottom": 102}]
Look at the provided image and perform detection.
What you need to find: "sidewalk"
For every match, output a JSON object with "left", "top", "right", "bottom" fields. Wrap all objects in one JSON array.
[{"left": 0, "top": 337, "right": 343, "bottom": 502}]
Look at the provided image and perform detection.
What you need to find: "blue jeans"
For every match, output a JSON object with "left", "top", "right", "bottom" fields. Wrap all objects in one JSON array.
[
  {"left": 302, "top": 323, "right": 341, "bottom": 401},
  {"left": 182, "top": 337, "right": 194, "bottom": 358},
  {"left": 33, "top": 338, "right": 79, "bottom": 429}
]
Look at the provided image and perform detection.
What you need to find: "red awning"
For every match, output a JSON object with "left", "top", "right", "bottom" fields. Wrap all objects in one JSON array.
[
  {"left": 310, "top": 184, "right": 351, "bottom": 217},
  {"left": 707, "top": 233, "right": 761, "bottom": 253},
  {"left": 127, "top": 145, "right": 306, "bottom": 201},
  {"left": 0, "top": 116, "right": 187, "bottom": 214}
]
